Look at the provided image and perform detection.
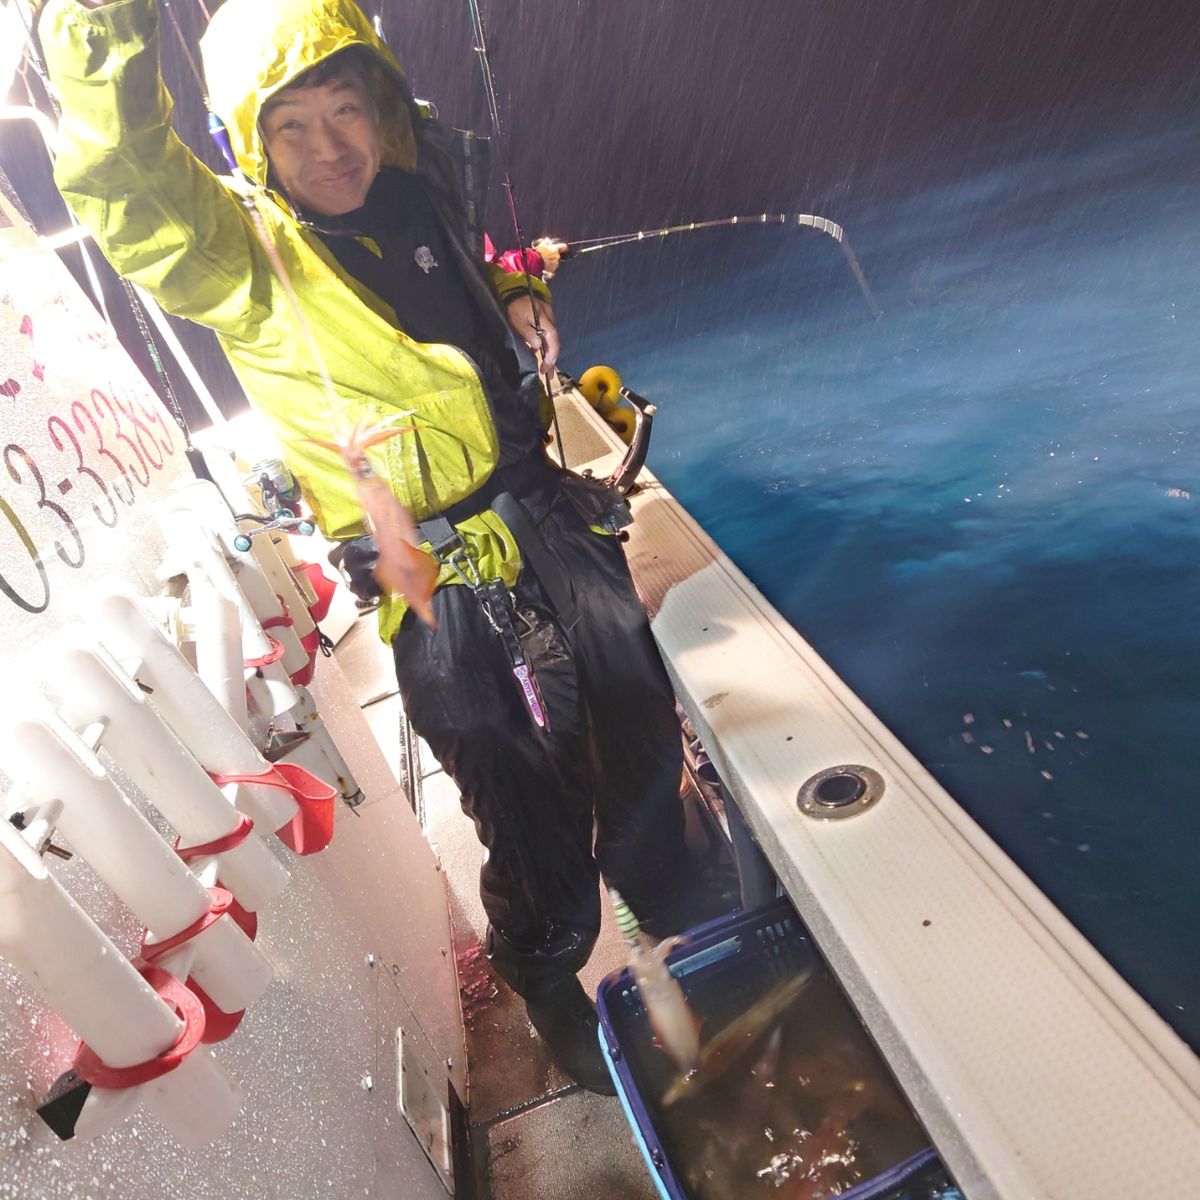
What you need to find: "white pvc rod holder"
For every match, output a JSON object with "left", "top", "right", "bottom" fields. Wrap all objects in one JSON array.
[
  {"left": 172, "top": 478, "right": 310, "bottom": 662},
  {"left": 199, "top": 441, "right": 259, "bottom": 517},
  {"left": 0, "top": 707, "right": 268, "bottom": 1015},
  {"left": 190, "top": 554, "right": 250, "bottom": 733},
  {"left": 0, "top": 820, "right": 243, "bottom": 1148},
  {"left": 91, "top": 587, "right": 299, "bottom": 834},
  {"left": 51, "top": 635, "right": 289, "bottom": 914},
  {"left": 182, "top": 509, "right": 297, "bottom": 717},
  {"left": 157, "top": 486, "right": 299, "bottom": 716},
  {"left": 140, "top": 1047, "right": 244, "bottom": 1150},
  {"left": 1, "top": 707, "right": 210, "bottom": 936},
  {"left": 251, "top": 530, "right": 318, "bottom": 642},
  {"left": 229, "top": 549, "right": 311, "bottom": 677},
  {"left": 0, "top": 820, "right": 181, "bottom": 1067},
  {"left": 273, "top": 530, "right": 321, "bottom": 607},
  {"left": 290, "top": 687, "right": 360, "bottom": 803}
]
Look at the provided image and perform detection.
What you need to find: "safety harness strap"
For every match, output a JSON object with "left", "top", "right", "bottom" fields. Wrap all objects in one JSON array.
[
  {"left": 418, "top": 496, "right": 555, "bottom": 731},
  {"left": 418, "top": 492, "right": 578, "bottom": 628},
  {"left": 491, "top": 491, "right": 579, "bottom": 629},
  {"left": 418, "top": 514, "right": 465, "bottom": 560}
]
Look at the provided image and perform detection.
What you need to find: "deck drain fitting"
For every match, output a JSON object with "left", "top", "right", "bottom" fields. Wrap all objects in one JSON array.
[{"left": 797, "top": 765, "right": 885, "bottom": 821}]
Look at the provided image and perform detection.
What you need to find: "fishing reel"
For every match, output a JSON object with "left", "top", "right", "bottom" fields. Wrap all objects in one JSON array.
[
  {"left": 232, "top": 458, "right": 314, "bottom": 551},
  {"left": 232, "top": 514, "right": 316, "bottom": 554},
  {"left": 244, "top": 457, "right": 302, "bottom": 515}
]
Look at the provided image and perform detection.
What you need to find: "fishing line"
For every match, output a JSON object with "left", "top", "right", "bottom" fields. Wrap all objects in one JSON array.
[
  {"left": 569, "top": 211, "right": 883, "bottom": 319},
  {"left": 161, "top": 0, "right": 206, "bottom": 91},
  {"left": 159, "top": 0, "right": 348, "bottom": 441},
  {"left": 213, "top": 149, "right": 349, "bottom": 440},
  {"left": 464, "top": 0, "right": 567, "bottom": 467}
]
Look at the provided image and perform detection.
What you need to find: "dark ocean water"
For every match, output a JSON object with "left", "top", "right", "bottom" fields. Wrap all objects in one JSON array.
[{"left": 553, "top": 122, "right": 1200, "bottom": 1050}]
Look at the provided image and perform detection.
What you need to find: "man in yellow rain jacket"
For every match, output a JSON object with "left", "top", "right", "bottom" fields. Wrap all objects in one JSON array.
[{"left": 40, "top": 0, "right": 713, "bottom": 1093}]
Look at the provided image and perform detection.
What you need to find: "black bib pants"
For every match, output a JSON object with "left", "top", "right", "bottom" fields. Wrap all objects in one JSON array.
[{"left": 393, "top": 464, "right": 688, "bottom": 997}]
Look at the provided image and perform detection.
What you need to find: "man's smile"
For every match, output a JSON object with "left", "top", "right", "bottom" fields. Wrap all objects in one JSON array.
[{"left": 316, "top": 165, "right": 363, "bottom": 187}]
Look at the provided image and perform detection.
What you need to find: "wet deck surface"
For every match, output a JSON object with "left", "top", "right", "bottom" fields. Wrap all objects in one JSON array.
[{"left": 337, "top": 612, "right": 659, "bottom": 1200}]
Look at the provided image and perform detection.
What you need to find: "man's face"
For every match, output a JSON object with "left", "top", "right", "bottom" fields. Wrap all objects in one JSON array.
[{"left": 261, "top": 73, "right": 382, "bottom": 215}]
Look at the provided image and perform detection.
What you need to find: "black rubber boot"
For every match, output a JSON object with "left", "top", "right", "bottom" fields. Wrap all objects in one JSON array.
[{"left": 525, "top": 977, "right": 617, "bottom": 1096}]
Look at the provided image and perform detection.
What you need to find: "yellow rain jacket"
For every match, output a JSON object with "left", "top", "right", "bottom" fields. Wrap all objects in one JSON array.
[{"left": 41, "top": 0, "right": 551, "bottom": 642}]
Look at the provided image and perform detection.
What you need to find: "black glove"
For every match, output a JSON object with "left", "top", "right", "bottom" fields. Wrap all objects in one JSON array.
[{"left": 328, "top": 535, "right": 383, "bottom": 602}]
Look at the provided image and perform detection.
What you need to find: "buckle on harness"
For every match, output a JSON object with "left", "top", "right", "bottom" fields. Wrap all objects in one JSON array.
[
  {"left": 418, "top": 515, "right": 550, "bottom": 731},
  {"left": 420, "top": 515, "right": 484, "bottom": 591},
  {"left": 420, "top": 514, "right": 466, "bottom": 560}
]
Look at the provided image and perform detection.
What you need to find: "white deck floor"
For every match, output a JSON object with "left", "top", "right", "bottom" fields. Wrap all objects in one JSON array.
[{"left": 335, "top": 613, "right": 659, "bottom": 1199}]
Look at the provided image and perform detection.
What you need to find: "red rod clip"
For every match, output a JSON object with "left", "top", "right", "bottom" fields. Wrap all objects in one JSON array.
[
  {"left": 176, "top": 813, "right": 255, "bottom": 863},
  {"left": 243, "top": 636, "right": 285, "bottom": 669},
  {"left": 73, "top": 965, "right": 206, "bottom": 1090},
  {"left": 290, "top": 627, "right": 322, "bottom": 686},
  {"left": 141, "top": 887, "right": 235, "bottom": 963},
  {"left": 261, "top": 594, "right": 294, "bottom": 632},
  {"left": 207, "top": 763, "right": 336, "bottom": 855}
]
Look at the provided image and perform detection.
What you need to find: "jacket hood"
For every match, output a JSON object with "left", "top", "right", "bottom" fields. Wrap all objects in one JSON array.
[{"left": 200, "top": 0, "right": 416, "bottom": 188}]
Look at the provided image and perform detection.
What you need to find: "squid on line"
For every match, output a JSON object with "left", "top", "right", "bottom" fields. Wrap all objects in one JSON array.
[
  {"left": 313, "top": 417, "right": 439, "bottom": 627},
  {"left": 611, "top": 889, "right": 702, "bottom": 1074},
  {"left": 662, "top": 967, "right": 815, "bottom": 1106}
]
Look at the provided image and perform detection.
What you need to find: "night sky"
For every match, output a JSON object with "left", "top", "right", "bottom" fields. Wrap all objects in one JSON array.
[
  {"left": 2, "top": 0, "right": 1198, "bottom": 422},
  {"left": 392, "top": 0, "right": 1200, "bottom": 236}
]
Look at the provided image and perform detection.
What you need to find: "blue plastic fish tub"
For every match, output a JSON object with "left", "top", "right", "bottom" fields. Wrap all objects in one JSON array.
[{"left": 596, "top": 899, "right": 948, "bottom": 1200}]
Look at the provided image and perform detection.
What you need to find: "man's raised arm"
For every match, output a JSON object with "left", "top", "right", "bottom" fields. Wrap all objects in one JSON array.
[{"left": 39, "top": 0, "right": 266, "bottom": 334}]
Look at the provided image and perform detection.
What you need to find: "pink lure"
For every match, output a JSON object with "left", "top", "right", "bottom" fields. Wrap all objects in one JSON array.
[{"left": 313, "top": 419, "right": 440, "bottom": 628}]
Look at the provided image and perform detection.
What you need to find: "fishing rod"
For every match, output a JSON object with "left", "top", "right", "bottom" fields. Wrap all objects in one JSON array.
[
  {"left": 464, "top": 0, "right": 532, "bottom": 269},
  {"left": 463, "top": 0, "right": 568, "bottom": 465},
  {"left": 567, "top": 211, "right": 846, "bottom": 253},
  {"left": 567, "top": 211, "right": 883, "bottom": 319}
]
